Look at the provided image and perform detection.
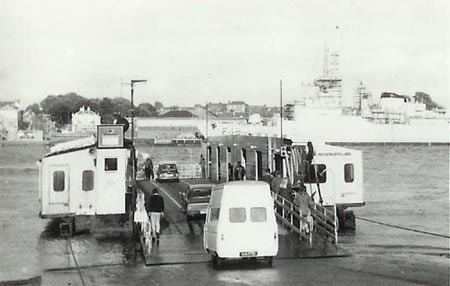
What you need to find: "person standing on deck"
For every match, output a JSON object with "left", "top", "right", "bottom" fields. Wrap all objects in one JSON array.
[
  {"left": 199, "top": 154, "right": 206, "bottom": 178},
  {"left": 145, "top": 188, "right": 165, "bottom": 241},
  {"left": 234, "top": 161, "right": 246, "bottom": 180},
  {"left": 261, "top": 169, "right": 273, "bottom": 184},
  {"left": 294, "top": 181, "right": 314, "bottom": 234},
  {"left": 143, "top": 157, "right": 154, "bottom": 180},
  {"left": 270, "top": 171, "right": 283, "bottom": 194}
]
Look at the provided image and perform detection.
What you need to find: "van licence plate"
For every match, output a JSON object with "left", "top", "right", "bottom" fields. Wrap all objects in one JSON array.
[
  {"left": 200, "top": 210, "right": 207, "bottom": 214},
  {"left": 240, "top": 251, "right": 257, "bottom": 257}
]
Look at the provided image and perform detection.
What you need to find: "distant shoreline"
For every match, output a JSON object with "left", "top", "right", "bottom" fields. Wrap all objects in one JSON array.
[{"left": 328, "top": 142, "right": 450, "bottom": 146}]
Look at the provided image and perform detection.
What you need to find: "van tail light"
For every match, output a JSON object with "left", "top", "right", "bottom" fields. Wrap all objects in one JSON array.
[
  {"left": 274, "top": 232, "right": 277, "bottom": 239},
  {"left": 221, "top": 234, "right": 224, "bottom": 241}
]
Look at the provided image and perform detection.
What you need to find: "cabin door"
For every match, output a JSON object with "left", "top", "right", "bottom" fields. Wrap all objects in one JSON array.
[{"left": 48, "top": 165, "right": 70, "bottom": 210}]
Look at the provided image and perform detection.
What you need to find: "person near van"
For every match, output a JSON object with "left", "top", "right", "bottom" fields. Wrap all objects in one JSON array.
[
  {"left": 294, "top": 181, "right": 314, "bottom": 234},
  {"left": 261, "top": 169, "right": 273, "bottom": 184},
  {"left": 199, "top": 154, "right": 206, "bottom": 178},
  {"left": 143, "top": 157, "right": 154, "bottom": 180},
  {"left": 145, "top": 188, "right": 165, "bottom": 240},
  {"left": 234, "top": 161, "right": 246, "bottom": 180}
]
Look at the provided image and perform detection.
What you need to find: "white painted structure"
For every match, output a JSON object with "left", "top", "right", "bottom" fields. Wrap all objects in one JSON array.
[
  {"left": 290, "top": 142, "right": 364, "bottom": 207},
  {"left": 0, "top": 102, "right": 19, "bottom": 140},
  {"left": 38, "top": 125, "right": 129, "bottom": 218},
  {"left": 71, "top": 106, "right": 101, "bottom": 134}
]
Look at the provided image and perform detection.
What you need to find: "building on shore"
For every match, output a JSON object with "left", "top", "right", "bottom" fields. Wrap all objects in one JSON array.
[
  {"left": 0, "top": 101, "right": 20, "bottom": 140},
  {"left": 71, "top": 106, "right": 101, "bottom": 134}
]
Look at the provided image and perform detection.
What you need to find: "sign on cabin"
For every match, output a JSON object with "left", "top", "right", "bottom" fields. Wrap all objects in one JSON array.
[{"left": 97, "top": 125, "right": 124, "bottom": 148}]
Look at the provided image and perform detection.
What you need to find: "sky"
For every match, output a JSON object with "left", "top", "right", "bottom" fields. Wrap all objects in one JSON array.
[{"left": 0, "top": 0, "right": 449, "bottom": 108}]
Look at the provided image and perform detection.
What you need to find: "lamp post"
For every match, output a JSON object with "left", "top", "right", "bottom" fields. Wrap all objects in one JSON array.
[{"left": 129, "top": 79, "right": 147, "bottom": 260}]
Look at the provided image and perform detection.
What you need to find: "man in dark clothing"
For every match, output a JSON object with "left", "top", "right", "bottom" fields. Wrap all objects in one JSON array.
[
  {"left": 234, "top": 161, "right": 246, "bottom": 180},
  {"left": 261, "top": 169, "right": 273, "bottom": 184},
  {"left": 145, "top": 188, "right": 165, "bottom": 240},
  {"left": 143, "top": 157, "right": 154, "bottom": 180}
]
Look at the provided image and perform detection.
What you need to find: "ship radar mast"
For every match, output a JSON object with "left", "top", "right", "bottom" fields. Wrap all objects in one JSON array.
[{"left": 312, "top": 45, "right": 343, "bottom": 109}]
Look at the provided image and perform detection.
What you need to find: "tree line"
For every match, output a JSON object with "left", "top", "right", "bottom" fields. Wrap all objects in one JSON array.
[{"left": 26, "top": 93, "right": 163, "bottom": 127}]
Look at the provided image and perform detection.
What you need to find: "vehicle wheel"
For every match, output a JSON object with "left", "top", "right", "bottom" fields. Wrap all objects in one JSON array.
[
  {"left": 216, "top": 257, "right": 224, "bottom": 268},
  {"left": 212, "top": 254, "right": 218, "bottom": 267},
  {"left": 343, "top": 210, "right": 356, "bottom": 231},
  {"left": 266, "top": 256, "right": 273, "bottom": 266}
]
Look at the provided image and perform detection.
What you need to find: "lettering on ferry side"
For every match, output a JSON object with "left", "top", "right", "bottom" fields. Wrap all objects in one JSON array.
[{"left": 318, "top": 152, "right": 352, "bottom": 156}]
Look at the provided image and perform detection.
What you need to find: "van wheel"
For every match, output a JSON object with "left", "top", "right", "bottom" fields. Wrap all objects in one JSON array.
[
  {"left": 212, "top": 254, "right": 224, "bottom": 268},
  {"left": 265, "top": 256, "right": 273, "bottom": 266},
  {"left": 216, "top": 257, "right": 224, "bottom": 268}
]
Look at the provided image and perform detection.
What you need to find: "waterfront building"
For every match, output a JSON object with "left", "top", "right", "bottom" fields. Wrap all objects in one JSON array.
[
  {"left": 0, "top": 101, "right": 19, "bottom": 140},
  {"left": 71, "top": 106, "right": 101, "bottom": 134}
]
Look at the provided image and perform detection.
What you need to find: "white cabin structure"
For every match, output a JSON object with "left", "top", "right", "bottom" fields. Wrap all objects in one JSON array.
[{"left": 38, "top": 125, "right": 130, "bottom": 218}]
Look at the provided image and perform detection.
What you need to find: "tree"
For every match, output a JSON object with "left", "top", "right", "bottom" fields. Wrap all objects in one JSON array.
[
  {"left": 154, "top": 101, "right": 163, "bottom": 110},
  {"left": 414, "top": 92, "right": 443, "bottom": 110},
  {"left": 40, "top": 92, "right": 89, "bottom": 126},
  {"left": 136, "top": 103, "right": 158, "bottom": 117},
  {"left": 25, "top": 103, "right": 41, "bottom": 115}
]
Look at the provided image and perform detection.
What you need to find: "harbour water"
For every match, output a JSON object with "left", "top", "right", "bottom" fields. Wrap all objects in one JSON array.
[{"left": 0, "top": 142, "right": 448, "bottom": 281}]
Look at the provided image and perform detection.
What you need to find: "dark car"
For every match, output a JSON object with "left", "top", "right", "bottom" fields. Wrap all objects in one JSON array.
[
  {"left": 180, "top": 184, "right": 214, "bottom": 218},
  {"left": 156, "top": 163, "right": 179, "bottom": 182}
]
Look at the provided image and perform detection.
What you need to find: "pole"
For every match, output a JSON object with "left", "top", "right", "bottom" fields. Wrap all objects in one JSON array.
[
  {"left": 128, "top": 79, "right": 147, "bottom": 260},
  {"left": 131, "top": 82, "right": 135, "bottom": 179},
  {"left": 205, "top": 101, "right": 208, "bottom": 139},
  {"left": 280, "top": 79, "right": 283, "bottom": 143}
]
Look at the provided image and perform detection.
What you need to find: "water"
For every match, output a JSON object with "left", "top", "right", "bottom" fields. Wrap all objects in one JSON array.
[
  {"left": 339, "top": 145, "right": 449, "bottom": 259},
  {"left": 0, "top": 142, "right": 448, "bottom": 281}
]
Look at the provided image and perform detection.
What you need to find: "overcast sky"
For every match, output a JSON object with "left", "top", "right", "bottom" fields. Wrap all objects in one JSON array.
[{"left": 1, "top": 0, "right": 449, "bottom": 108}]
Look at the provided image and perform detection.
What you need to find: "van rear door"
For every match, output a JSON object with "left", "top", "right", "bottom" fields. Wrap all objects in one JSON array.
[{"left": 220, "top": 206, "right": 277, "bottom": 257}]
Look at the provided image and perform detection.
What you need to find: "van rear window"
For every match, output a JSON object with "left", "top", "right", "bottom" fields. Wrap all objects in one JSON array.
[
  {"left": 229, "top": 208, "right": 246, "bottom": 223},
  {"left": 250, "top": 207, "right": 267, "bottom": 222}
]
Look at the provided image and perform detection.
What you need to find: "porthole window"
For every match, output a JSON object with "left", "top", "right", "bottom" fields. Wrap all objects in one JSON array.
[
  {"left": 105, "top": 158, "right": 118, "bottom": 171},
  {"left": 344, "top": 163, "right": 354, "bottom": 183},
  {"left": 53, "top": 171, "right": 65, "bottom": 192},
  {"left": 82, "top": 170, "right": 94, "bottom": 191}
]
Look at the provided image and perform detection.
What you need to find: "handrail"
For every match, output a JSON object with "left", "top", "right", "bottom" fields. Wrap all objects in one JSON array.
[
  {"left": 271, "top": 191, "right": 338, "bottom": 246},
  {"left": 273, "top": 192, "right": 312, "bottom": 247},
  {"left": 135, "top": 189, "right": 153, "bottom": 256}
]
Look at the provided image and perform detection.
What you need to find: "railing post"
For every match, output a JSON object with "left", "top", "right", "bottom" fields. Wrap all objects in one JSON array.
[{"left": 334, "top": 204, "right": 338, "bottom": 245}]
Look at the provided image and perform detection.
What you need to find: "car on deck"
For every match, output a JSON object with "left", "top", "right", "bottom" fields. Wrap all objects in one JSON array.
[
  {"left": 156, "top": 163, "right": 179, "bottom": 182},
  {"left": 180, "top": 184, "right": 214, "bottom": 218}
]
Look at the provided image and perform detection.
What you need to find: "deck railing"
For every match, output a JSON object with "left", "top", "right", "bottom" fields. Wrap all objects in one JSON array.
[
  {"left": 134, "top": 190, "right": 153, "bottom": 256},
  {"left": 272, "top": 191, "right": 338, "bottom": 247}
]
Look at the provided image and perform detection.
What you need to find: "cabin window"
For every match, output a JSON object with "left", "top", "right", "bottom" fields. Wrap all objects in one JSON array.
[
  {"left": 344, "top": 163, "right": 354, "bottom": 183},
  {"left": 250, "top": 207, "right": 267, "bottom": 222},
  {"left": 210, "top": 208, "right": 220, "bottom": 221},
  {"left": 304, "top": 164, "right": 327, "bottom": 183},
  {"left": 105, "top": 158, "right": 118, "bottom": 171},
  {"left": 53, "top": 171, "right": 65, "bottom": 192},
  {"left": 82, "top": 170, "right": 94, "bottom": 191},
  {"left": 229, "top": 207, "right": 246, "bottom": 223}
]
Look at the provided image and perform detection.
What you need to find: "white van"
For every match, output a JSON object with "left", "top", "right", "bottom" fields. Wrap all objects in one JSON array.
[{"left": 203, "top": 181, "right": 278, "bottom": 266}]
